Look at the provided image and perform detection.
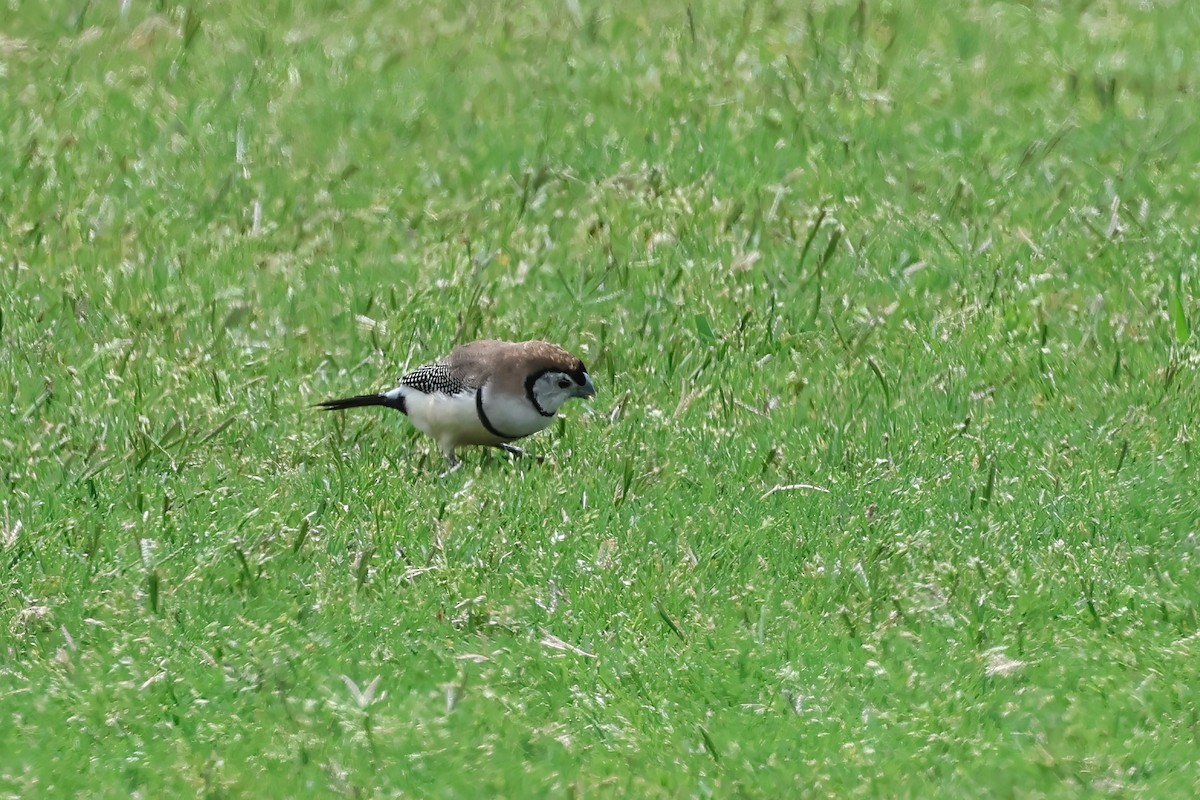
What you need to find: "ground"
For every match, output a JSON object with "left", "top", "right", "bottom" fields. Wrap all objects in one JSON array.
[{"left": 2, "top": 1, "right": 1199, "bottom": 797}]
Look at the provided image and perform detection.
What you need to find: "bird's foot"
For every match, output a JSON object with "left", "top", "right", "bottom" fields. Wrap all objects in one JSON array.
[{"left": 496, "top": 444, "right": 544, "bottom": 464}]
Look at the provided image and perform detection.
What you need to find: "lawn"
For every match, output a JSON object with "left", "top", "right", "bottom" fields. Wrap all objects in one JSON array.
[{"left": 2, "top": 0, "right": 1199, "bottom": 796}]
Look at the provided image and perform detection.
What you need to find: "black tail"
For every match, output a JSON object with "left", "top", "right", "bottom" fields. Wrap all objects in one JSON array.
[{"left": 315, "top": 393, "right": 406, "bottom": 414}]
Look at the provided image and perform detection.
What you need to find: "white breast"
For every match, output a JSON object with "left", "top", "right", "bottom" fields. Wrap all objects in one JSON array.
[
  {"left": 478, "top": 384, "right": 556, "bottom": 439},
  {"left": 402, "top": 389, "right": 494, "bottom": 449}
]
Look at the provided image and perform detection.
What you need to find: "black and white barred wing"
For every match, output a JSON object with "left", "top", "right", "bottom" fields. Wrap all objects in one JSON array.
[{"left": 399, "top": 362, "right": 474, "bottom": 396}]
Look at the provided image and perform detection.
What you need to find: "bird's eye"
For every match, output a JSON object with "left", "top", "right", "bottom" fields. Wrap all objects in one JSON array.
[{"left": 558, "top": 378, "right": 571, "bottom": 389}]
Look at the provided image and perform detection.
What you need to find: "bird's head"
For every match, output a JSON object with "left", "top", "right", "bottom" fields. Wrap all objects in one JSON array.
[
  {"left": 522, "top": 343, "right": 596, "bottom": 416},
  {"left": 527, "top": 367, "right": 596, "bottom": 414}
]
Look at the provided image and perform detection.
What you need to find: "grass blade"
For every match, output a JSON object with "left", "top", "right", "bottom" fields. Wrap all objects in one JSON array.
[{"left": 1170, "top": 270, "right": 1190, "bottom": 344}]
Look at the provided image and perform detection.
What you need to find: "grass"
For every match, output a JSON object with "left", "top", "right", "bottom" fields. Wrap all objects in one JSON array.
[{"left": 3, "top": 0, "right": 1199, "bottom": 796}]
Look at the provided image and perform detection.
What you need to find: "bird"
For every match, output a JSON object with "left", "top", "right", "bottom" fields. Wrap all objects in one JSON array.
[{"left": 316, "top": 339, "right": 596, "bottom": 470}]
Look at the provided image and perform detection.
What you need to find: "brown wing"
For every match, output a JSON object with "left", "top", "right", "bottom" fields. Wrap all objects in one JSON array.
[
  {"left": 439, "top": 339, "right": 587, "bottom": 392},
  {"left": 440, "top": 339, "right": 512, "bottom": 389}
]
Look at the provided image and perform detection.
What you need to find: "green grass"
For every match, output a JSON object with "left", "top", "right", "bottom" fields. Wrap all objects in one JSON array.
[{"left": 3, "top": 0, "right": 1200, "bottom": 796}]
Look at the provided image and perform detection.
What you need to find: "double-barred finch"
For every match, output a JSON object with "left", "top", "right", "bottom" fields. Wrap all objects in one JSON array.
[{"left": 317, "top": 339, "right": 596, "bottom": 468}]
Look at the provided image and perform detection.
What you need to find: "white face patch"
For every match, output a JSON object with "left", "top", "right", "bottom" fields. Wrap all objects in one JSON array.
[{"left": 529, "top": 371, "right": 584, "bottom": 416}]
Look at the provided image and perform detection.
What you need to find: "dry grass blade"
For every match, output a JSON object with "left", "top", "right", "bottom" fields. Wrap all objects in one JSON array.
[{"left": 761, "top": 483, "right": 831, "bottom": 499}]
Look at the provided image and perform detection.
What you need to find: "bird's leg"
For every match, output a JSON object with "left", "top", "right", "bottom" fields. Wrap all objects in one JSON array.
[{"left": 438, "top": 449, "right": 461, "bottom": 478}]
